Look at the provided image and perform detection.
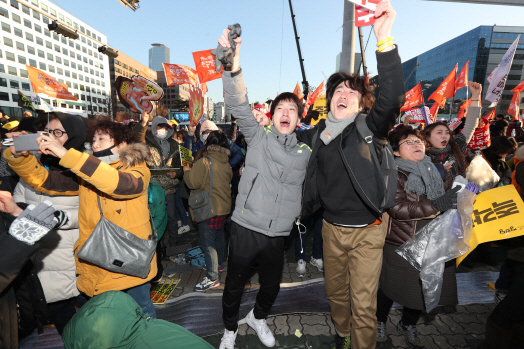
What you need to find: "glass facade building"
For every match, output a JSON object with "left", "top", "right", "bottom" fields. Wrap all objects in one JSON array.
[
  {"left": 0, "top": 0, "right": 111, "bottom": 118},
  {"left": 402, "top": 25, "right": 524, "bottom": 115},
  {"left": 149, "top": 43, "right": 169, "bottom": 71}
]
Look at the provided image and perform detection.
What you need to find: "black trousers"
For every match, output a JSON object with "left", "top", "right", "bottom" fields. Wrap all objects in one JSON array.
[
  {"left": 222, "top": 222, "right": 285, "bottom": 331},
  {"left": 376, "top": 288, "right": 421, "bottom": 326},
  {"left": 491, "top": 260, "right": 524, "bottom": 328}
]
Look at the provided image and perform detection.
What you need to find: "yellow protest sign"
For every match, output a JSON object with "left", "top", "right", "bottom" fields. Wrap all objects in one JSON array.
[
  {"left": 180, "top": 145, "right": 193, "bottom": 167},
  {"left": 311, "top": 95, "right": 328, "bottom": 125},
  {"left": 457, "top": 185, "right": 524, "bottom": 265}
]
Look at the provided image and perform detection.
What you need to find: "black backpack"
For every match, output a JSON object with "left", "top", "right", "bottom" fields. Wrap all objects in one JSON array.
[{"left": 355, "top": 114, "right": 397, "bottom": 211}]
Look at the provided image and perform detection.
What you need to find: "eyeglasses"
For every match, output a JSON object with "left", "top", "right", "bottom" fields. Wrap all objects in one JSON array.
[
  {"left": 45, "top": 129, "right": 67, "bottom": 138},
  {"left": 399, "top": 139, "right": 424, "bottom": 146}
]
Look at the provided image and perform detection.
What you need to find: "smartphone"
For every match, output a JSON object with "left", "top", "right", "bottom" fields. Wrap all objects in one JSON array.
[
  {"left": 444, "top": 160, "right": 455, "bottom": 166},
  {"left": 13, "top": 133, "right": 45, "bottom": 152}
]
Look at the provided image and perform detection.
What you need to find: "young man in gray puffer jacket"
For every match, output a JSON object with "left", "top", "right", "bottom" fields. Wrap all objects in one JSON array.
[{"left": 217, "top": 29, "right": 311, "bottom": 349}]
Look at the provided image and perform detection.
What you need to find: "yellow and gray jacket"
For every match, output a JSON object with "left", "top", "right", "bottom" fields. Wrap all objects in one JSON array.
[{"left": 223, "top": 69, "right": 311, "bottom": 237}]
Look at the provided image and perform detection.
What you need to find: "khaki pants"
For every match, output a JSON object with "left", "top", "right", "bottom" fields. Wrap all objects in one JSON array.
[{"left": 323, "top": 220, "right": 386, "bottom": 349}]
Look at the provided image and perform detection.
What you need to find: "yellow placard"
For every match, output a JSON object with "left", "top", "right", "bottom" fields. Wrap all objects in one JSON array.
[
  {"left": 457, "top": 185, "right": 524, "bottom": 265},
  {"left": 180, "top": 146, "right": 193, "bottom": 167},
  {"left": 311, "top": 95, "right": 328, "bottom": 125}
]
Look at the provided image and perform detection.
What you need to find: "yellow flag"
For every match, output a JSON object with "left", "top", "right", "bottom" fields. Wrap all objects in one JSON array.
[
  {"left": 457, "top": 185, "right": 524, "bottom": 265},
  {"left": 311, "top": 96, "right": 328, "bottom": 125}
]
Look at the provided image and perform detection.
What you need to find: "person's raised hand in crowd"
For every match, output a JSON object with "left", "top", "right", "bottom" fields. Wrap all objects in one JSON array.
[
  {"left": 218, "top": 28, "right": 242, "bottom": 72},
  {"left": 252, "top": 109, "right": 272, "bottom": 127},
  {"left": 140, "top": 111, "right": 151, "bottom": 126},
  {"left": 0, "top": 191, "right": 23, "bottom": 217},
  {"left": 469, "top": 82, "right": 482, "bottom": 107},
  {"left": 373, "top": 1, "right": 396, "bottom": 52},
  {"left": 403, "top": 114, "right": 412, "bottom": 126}
]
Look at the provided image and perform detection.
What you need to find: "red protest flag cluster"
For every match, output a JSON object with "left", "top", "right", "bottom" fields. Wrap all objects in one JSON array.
[{"left": 401, "top": 83, "right": 424, "bottom": 112}]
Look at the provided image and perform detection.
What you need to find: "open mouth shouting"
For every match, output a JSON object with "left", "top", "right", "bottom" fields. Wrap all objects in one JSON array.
[
  {"left": 336, "top": 101, "right": 348, "bottom": 114},
  {"left": 441, "top": 140, "right": 448, "bottom": 147},
  {"left": 280, "top": 117, "right": 290, "bottom": 128}
]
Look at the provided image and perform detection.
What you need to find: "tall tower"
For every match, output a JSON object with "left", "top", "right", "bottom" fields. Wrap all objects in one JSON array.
[{"left": 149, "top": 43, "right": 170, "bottom": 71}]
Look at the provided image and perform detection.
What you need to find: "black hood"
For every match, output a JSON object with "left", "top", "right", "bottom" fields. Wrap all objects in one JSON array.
[{"left": 41, "top": 113, "right": 87, "bottom": 171}]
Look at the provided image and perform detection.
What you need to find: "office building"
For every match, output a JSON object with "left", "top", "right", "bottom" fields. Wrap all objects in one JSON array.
[
  {"left": 0, "top": 0, "right": 111, "bottom": 118},
  {"left": 402, "top": 25, "right": 524, "bottom": 115},
  {"left": 109, "top": 52, "right": 156, "bottom": 116},
  {"left": 149, "top": 43, "right": 169, "bottom": 71},
  {"left": 215, "top": 101, "right": 225, "bottom": 122}
]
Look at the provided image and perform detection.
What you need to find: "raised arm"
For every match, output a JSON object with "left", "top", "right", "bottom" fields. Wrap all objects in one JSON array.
[
  {"left": 219, "top": 28, "right": 263, "bottom": 146},
  {"left": 364, "top": 2, "right": 405, "bottom": 139},
  {"left": 133, "top": 112, "right": 151, "bottom": 144},
  {"left": 458, "top": 82, "right": 483, "bottom": 144}
]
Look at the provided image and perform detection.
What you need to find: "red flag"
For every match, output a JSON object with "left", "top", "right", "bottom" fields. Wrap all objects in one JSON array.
[
  {"left": 355, "top": 0, "right": 382, "bottom": 27},
  {"left": 192, "top": 49, "right": 222, "bottom": 84},
  {"left": 468, "top": 122, "right": 491, "bottom": 150},
  {"left": 429, "top": 102, "right": 440, "bottom": 122},
  {"left": 511, "top": 80, "right": 524, "bottom": 93},
  {"left": 302, "top": 91, "right": 313, "bottom": 117},
  {"left": 457, "top": 98, "right": 472, "bottom": 120},
  {"left": 508, "top": 91, "right": 521, "bottom": 120},
  {"left": 162, "top": 63, "right": 198, "bottom": 86},
  {"left": 479, "top": 109, "right": 496, "bottom": 128},
  {"left": 428, "top": 65, "right": 457, "bottom": 106},
  {"left": 400, "top": 83, "right": 424, "bottom": 111},
  {"left": 455, "top": 61, "right": 469, "bottom": 91},
  {"left": 293, "top": 83, "right": 303, "bottom": 100}
]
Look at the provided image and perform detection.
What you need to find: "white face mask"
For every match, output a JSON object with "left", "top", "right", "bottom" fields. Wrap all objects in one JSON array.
[
  {"left": 156, "top": 129, "right": 168, "bottom": 139},
  {"left": 201, "top": 133, "right": 209, "bottom": 143}
]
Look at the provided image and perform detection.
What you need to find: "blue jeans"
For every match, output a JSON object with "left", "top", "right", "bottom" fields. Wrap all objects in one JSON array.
[
  {"left": 295, "top": 210, "right": 324, "bottom": 261},
  {"left": 174, "top": 182, "right": 188, "bottom": 226},
  {"left": 199, "top": 222, "right": 225, "bottom": 281},
  {"left": 125, "top": 282, "right": 156, "bottom": 319}
]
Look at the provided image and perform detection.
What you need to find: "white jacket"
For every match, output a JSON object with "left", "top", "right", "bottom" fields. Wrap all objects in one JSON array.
[{"left": 13, "top": 180, "right": 80, "bottom": 303}]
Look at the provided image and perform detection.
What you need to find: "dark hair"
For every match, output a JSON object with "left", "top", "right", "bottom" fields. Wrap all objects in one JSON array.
[
  {"left": 388, "top": 128, "right": 422, "bottom": 152},
  {"left": 488, "top": 136, "right": 518, "bottom": 156},
  {"left": 195, "top": 130, "right": 230, "bottom": 161},
  {"left": 269, "top": 92, "right": 304, "bottom": 118},
  {"left": 496, "top": 114, "right": 505, "bottom": 119},
  {"left": 176, "top": 131, "right": 185, "bottom": 142},
  {"left": 326, "top": 72, "right": 375, "bottom": 113},
  {"left": 422, "top": 121, "right": 468, "bottom": 174},
  {"left": 87, "top": 120, "right": 138, "bottom": 146}
]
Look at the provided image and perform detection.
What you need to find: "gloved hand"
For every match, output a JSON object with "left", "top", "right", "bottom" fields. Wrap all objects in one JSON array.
[
  {"left": 9, "top": 201, "right": 58, "bottom": 245},
  {"left": 211, "top": 23, "right": 241, "bottom": 72},
  {"left": 431, "top": 186, "right": 460, "bottom": 212}
]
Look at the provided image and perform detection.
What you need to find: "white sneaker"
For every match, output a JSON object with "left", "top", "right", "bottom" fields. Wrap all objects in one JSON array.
[
  {"left": 178, "top": 225, "right": 190, "bottom": 235},
  {"left": 177, "top": 220, "right": 182, "bottom": 227},
  {"left": 310, "top": 257, "right": 324, "bottom": 272},
  {"left": 296, "top": 259, "right": 306, "bottom": 277},
  {"left": 219, "top": 328, "right": 238, "bottom": 349},
  {"left": 245, "top": 309, "right": 275, "bottom": 347}
]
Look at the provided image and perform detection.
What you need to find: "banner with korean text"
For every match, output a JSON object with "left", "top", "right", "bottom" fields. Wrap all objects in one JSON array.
[
  {"left": 467, "top": 122, "right": 490, "bottom": 150},
  {"left": 457, "top": 185, "right": 524, "bottom": 265},
  {"left": 192, "top": 49, "right": 222, "bottom": 83},
  {"left": 163, "top": 63, "right": 198, "bottom": 86},
  {"left": 26, "top": 65, "right": 77, "bottom": 101}
]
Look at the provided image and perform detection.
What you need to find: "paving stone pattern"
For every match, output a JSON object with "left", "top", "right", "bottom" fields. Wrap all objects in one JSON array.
[{"left": 168, "top": 228, "right": 499, "bottom": 348}]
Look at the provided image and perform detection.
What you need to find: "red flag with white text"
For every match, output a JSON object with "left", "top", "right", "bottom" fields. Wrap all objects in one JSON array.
[
  {"left": 429, "top": 102, "right": 439, "bottom": 122},
  {"left": 293, "top": 82, "right": 303, "bottom": 100},
  {"left": 428, "top": 65, "right": 457, "bottom": 106},
  {"left": 455, "top": 61, "right": 469, "bottom": 91},
  {"left": 352, "top": 0, "right": 382, "bottom": 27},
  {"left": 468, "top": 122, "right": 491, "bottom": 150},
  {"left": 192, "top": 49, "right": 222, "bottom": 83},
  {"left": 401, "top": 83, "right": 424, "bottom": 112}
]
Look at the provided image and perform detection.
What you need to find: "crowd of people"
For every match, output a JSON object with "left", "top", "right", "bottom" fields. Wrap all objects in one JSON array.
[{"left": 0, "top": 2, "right": 523, "bottom": 349}]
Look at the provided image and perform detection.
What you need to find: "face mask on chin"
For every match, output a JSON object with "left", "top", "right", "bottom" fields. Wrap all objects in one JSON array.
[
  {"left": 156, "top": 129, "right": 168, "bottom": 139},
  {"left": 93, "top": 144, "right": 117, "bottom": 158}
]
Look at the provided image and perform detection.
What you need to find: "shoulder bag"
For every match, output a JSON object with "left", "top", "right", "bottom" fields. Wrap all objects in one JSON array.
[{"left": 77, "top": 192, "right": 157, "bottom": 279}]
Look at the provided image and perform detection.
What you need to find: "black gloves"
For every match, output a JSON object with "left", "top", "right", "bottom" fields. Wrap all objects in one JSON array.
[
  {"left": 211, "top": 23, "right": 242, "bottom": 72},
  {"left": 431, "top": 186, "right": 460, "bottom": 212}
]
